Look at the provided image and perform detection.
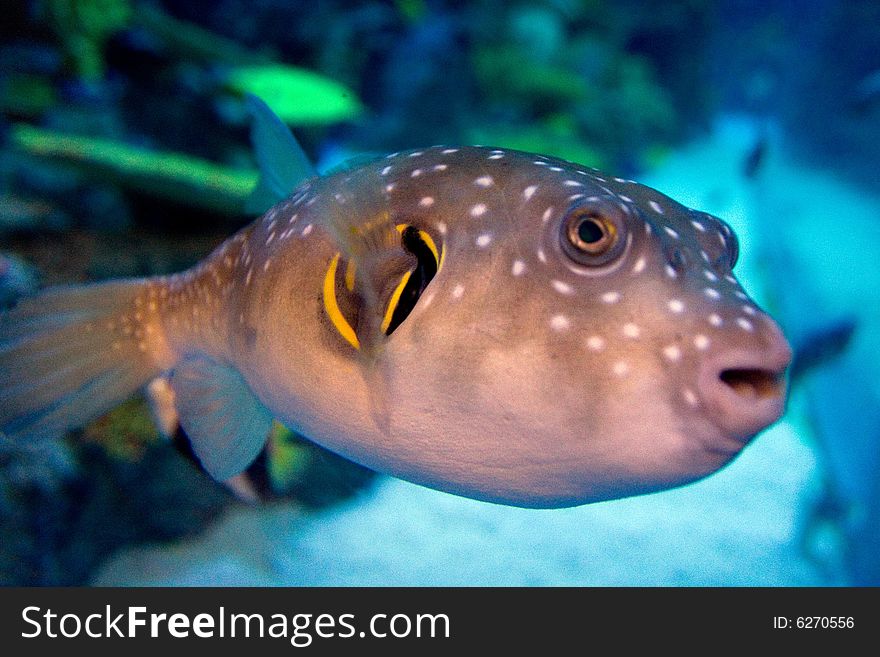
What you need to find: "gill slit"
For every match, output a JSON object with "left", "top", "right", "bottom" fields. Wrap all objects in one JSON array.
[{"left": 322, "top": 224, "right": 444, "bottom": 350}]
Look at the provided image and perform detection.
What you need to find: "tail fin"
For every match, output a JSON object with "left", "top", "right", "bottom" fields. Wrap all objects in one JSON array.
[{"left": 0, "top": 279, "right": 169, "bottom": 439}]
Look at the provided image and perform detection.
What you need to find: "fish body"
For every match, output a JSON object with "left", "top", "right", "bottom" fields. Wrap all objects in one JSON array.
[{"left": 0, "top": 107, "right": 791, "bottom": 508}]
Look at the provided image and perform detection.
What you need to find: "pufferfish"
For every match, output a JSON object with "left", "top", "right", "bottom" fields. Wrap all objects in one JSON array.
[{"left": 0, "top": 97, "right": 791, "bottom": 508}]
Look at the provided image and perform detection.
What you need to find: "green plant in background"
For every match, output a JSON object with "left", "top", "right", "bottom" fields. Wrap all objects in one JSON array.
[
  {"left": 11, "top": 124, "right": 258, "bottom": 214},
  {"left": 467, "top": 114, "right": 607, "bottom": 171},
  {"left": 265, "top": 422, "right": 376, "bottom": 506},
  {"left": 38, "top": 0, "right": 133, "bottom": 81},
  {"left": 224, "top": 64, "right": 363, "bottom": 126},
  {"left": 35, "top": 0, "right": 363, "bottom": 129},
  {"left": 131, "top": 2, "right": 269, "bottom": 65},
  {"left": 474, "top": 45, "right": 589, "bottom": 109},
  {"left": 37, "top": 0, "right": 264, "bottom": 81},
  {"left": 0, "top": 74, "right": 58, "bottom": 117},
  {"left": 82, "top": 397, "right": 161, "bottom": 463},
  {"left": 266, "top": 423, "right": 313, "bottom": 495},
  {"left": 394, "top": 0, "right": 427, "bottom": 23},
  {"left": 469, "top": 2, "right": 683, "bottom": 172}
]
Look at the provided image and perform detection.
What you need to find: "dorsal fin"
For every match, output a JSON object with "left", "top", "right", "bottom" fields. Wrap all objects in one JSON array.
[{"left": 244, "top": 94, "right": 316, "bottom": 214}]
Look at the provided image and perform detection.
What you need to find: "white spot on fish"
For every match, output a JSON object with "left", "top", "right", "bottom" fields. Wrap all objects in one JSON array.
[
  {"left": 470, "top": 203, "right": 487, "bottom": 217},
  {"left": 476, "top": 233, "right": 492, "bottom": 248},
  {"left": 265, "top": 231, "right": 275, "bottom": 246},
  {"left": 613, "top": 361, "right": 630, "bottom": 377},
  {"left": 564, "top": 180, "right": 583, "bottom": 187},
  {"left": 419, "top": 196, "right": 435, "bottom": 208},
  {"left": 301, "top": 224, "right": 313, "bottom": 237},
  {"left": 704, "top": 270, "right": 718, "bottom": 282},
  {"left": 550, "top": 315, "right": 570, "bottom": 331},
  {"left": 742, "top": 305, "right": 757, "bottom": 316},
  {"left": 421, "top": 292, "right": 435, "bottom": 309},
  {"left": 663, "top": 345, "right": 682, "bottom": 362},
  {"left": 622, "top": 323, "right": 641, "bottom": 339},
  {"left": 691, "top": 220, "right": 706, "bottom": 232},
  {"left": 452, "top": 284, "right": 465, "bottom": 299},
  {"left": 683, "top": 389, "right": 699, "bottom": 407},
  {"left": 437, "top": 221, "right": 448, "bottom": 235},
  {"left": 552, "top": 280, "right": 574, "bottom": 295},
  {"left": 549, "top": 166, "right": 563, "bottom": 172},
  {"left": 735, "top": 291, "right": 749, "bottom": 300},
  {"left": 433, "top": 163, "right": 448, "bottom": 171},
  {"left": 736, "top": 317, "right": 754, "bottom": 332},
  {"left": 408, "top": 151, "right": 423, "bottom": 157},
  {"left": 668, "top": 299, "right": 685, "bottom": 314},
  {"left": 475, "top": 176, "right": 494, "bottom": 187},
  {"left": 704, "top": 288, "right": 721, "bottom": 300},
  {"left": 619, "top": 194, "right": 633, "bottom": 203},
  {"left": 586, "top": 336, "right": 605, "bottom": 351},
  {"left": 708, "top": 313, "right": 723, "bottom": 327},
  {"left": 441, "top": 148, "right": 459, "bottom": 154},
  {"left": 694, "top": 334, "right": 710, "bottom": 350},
  {"left": 263, "top": 259, "right": 271, "bottom": 272},
  {"left": 664, "top": 226, "right": 679, "bottom": 239},
  {"left": 512, "top": 260, "right": 526, "bottom": 276},
  {"left": 523, "top": 185, "right": 538, "bottom": 200},
  {"left": 601, "top": 291, "right": 621, "bottom": 304},
  {"left": 632, "top": 257, "right": 646, "bottom": 274},
  {"left": 537, "top": 248, "right": 547, "bottom": 264},
  {"left": 649, "top": 200, "right": 665, "bottom": 214},
  {"left": 381, "top": 165, "right": 392, "bottom": 175},
  {"left": 385, "top": 183, "right": 396, "bottom": 192},
  {"left": 542, "top": 207, "right": 554, "bottom": 223},
  {"left": 488, "top": 153, "right": 504, "bottom": 159},
  {"left": 411, "top": 168, "right": 423, "bottom": 177},
  {"left": 665, "top": 265, "right": 677, "bottom": 279},
  {"left": 569, "top": 194, "right": 586, "bottom": 202}
]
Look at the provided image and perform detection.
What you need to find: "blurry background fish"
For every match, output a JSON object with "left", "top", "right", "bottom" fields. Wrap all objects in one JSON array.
[{"left": 0, "top": 0, "right": 878, "bottom": 586}]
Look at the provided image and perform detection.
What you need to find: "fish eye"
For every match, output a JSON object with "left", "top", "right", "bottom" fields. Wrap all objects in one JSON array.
[
  {"left": 560, "top": 202, "right": 627, "bottom": 266},
  {"left": 727, "top": 231, "right": 740, "bottom": 269}
]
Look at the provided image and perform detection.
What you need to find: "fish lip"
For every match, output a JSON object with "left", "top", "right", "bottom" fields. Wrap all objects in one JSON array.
[{"left": 697, "top": 339, "right": 793, "bottom": 445}]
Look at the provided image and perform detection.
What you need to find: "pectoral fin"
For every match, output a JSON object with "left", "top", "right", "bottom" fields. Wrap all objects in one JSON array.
[{"left": 170, "top": 355, "right": 273, "bottom": 480}]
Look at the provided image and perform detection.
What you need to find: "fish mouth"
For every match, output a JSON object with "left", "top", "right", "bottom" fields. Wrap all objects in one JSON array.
[
  {"left": 697, "top": 330, "right": 792, "bottom": 445},
  {"left": 718, "top": 367, "right": 786, "bottom": 401}
]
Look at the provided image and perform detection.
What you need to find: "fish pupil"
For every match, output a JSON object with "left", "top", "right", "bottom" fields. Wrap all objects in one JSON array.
[{"left": 578, "top": 218, "right": 605, "bottom": 244}]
